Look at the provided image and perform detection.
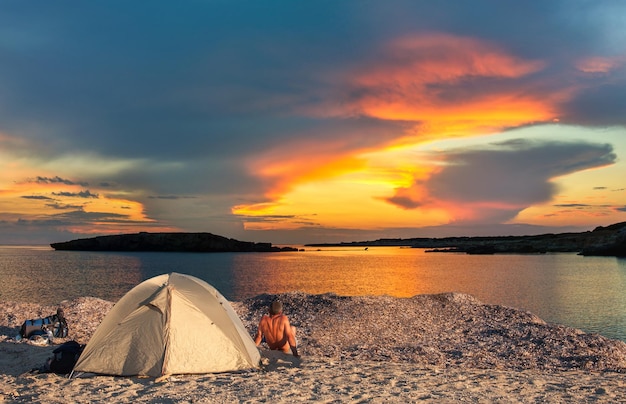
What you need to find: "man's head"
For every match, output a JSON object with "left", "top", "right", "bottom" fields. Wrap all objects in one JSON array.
[{"left": 270, "top": 300, "right": 283, "bottom": 315}]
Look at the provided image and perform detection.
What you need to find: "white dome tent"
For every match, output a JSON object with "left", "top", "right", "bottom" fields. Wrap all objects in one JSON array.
[{"left": 72, "top": 272, "right": 260, "bottom": 377}]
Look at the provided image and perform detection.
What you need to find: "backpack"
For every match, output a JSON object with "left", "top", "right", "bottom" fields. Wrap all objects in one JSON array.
[
  {"left": 44, "top": 341, "right": 85, "bottom": 374},
  {"left": 20, "top": 308, "right": 69, "bottom": 339}
]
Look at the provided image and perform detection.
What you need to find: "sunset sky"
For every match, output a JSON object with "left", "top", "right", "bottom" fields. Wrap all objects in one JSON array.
[{"left": 1, "top": 1, "right": 625, "bottom": 245}]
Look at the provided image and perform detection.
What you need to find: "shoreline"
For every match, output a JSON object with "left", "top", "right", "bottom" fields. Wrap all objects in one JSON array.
[{"left": 1, "top": 292, "right": 625, "bottom": 402}]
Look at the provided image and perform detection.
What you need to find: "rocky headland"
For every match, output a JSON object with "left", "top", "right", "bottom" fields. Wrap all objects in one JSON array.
[
  {"left": 308, "top": 221, "right": 626, "bottom": 257},
  {"left": 50, "top": 222, "right": 626, "bottom": 256},
  {"left": 50, "top": 232, "right": 298, "bottom": 253}
]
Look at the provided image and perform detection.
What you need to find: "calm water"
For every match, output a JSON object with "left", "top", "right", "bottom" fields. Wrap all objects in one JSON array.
[{"left": 1, "top": 245, "right": 625, "bottom": 341}]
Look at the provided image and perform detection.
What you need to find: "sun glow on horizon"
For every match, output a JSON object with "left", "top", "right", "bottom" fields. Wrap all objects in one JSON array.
[
  {"left": 0, "top": 166, "right": 162, "bottom": 236},
  {"left": 234, "top": 122, "right": 626, "bottom": 232},
  {"left": 234, "top": 145, "right": 455, "bottom": 230}
]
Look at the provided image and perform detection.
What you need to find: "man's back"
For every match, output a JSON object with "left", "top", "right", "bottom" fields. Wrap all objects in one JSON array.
[
  {"left": 254, "top": 300, "right": 299, "bottom": 357},
  {"left": 259, "top": 314, "right": 290, "bottom": 350}
]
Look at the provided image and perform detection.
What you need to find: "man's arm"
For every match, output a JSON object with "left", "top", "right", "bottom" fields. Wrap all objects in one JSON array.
[
  {"left": 254, "top": 317, "right": 265, "bottom": 346},
  {"left": 283, "top": 317, "right": 300, "bottom": 357}
]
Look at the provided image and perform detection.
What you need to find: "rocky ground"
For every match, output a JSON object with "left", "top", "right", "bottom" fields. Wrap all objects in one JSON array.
[
  {"left": 3, "top": 292, "right": 625, "bottom": 372},
  {"left": 1, "top": 292, "right": 625, "bottom": 403}
]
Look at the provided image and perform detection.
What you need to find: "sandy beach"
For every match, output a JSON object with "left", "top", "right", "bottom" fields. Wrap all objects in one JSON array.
[{"left": 1, "top": 292, "right": 625, "bottom": 403}]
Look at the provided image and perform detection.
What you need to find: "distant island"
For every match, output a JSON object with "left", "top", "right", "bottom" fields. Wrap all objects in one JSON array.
[
  {"left": 50, "top": 232, "right": 299, "bottom": 253},
  {"left": 51, "top": 222, "right": 626, "bottom": 256},
  {"left": 307, "top": 221, "right": 626, "bottom": 257}
]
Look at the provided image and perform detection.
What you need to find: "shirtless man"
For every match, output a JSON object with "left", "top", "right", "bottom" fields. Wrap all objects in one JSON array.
[{"left": 254, "top": 300, "right": 300, "bottom": 357}]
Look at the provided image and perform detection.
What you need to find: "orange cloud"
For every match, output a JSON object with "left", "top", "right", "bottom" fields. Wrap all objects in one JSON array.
[
  {"left": 354, "top": 34, "right": 544, "bottom": 87},
  {"left": 235, "top": 33, "right": 575, "bottom": 229},
  {"left": 246, "top": 132, "right": 374, "bottom": 200},
  {"left": 0, "top": 172, "right": 163, "bottom": 237},
  {"left": 255, "top": 155, "right": 367, "bottom": 199},
  {"left": 343, "top": 33, "right": 561, "bottom": 136}
]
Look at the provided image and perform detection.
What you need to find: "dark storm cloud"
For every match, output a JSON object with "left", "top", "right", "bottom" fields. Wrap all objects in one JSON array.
[
  {"left": 428, "top": 139, "right": 616, "bottom": 204},
  {"left": 30, "top": 176, "right": 88, "bottom": 186},
  {"left": 385, "top": 195, "right": 423, "bottom": 210},
  {"left": 21, "top": 195, "right": 53, "bottom": 200},
  {"left": 0, "top": 2, "right": 369, "bottom": 160},
  {"left": 46, "top": 203, "right": 84, "bottom": 210},
  {"left": 16, "top": 218, "right": 70, "bottom": 227},
  {"left": 560, "top": 81, "right": 626, "bottom": 127},
  {"left": 387, "top": 139, "right": 617, "bottom": 222},
  {"left": 1, "top": 1, "right": 622, "bottom": 168},
  {"left": 53, "top": 210, "right": 129, "bottom": 222},
  {"left": 148, "top": 195, "right": 196, "bottom": 200},
  {"left": 16, "top": 210, "right": 132, "bottom": 226},
  {"left": 51, "top": 190, "right": 99, "bottom": 199}
]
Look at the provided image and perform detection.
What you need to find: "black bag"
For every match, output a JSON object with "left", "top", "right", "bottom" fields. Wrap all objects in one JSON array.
[
  {"left": 20, "top": 308, "right": 69, "bottom": 339},
  {"left": 45, "top": 341, "right": 85, "bottom": 374}
]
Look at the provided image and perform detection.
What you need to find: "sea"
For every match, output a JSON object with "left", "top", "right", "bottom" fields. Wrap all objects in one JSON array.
[{"left": 1, "top": 245, "right": 625, "bottom": 342}]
